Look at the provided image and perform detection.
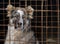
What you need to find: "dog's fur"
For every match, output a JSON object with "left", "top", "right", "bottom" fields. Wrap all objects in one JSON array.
[{"left": 5, "top": 6, "right": 39, "bottom": 44}]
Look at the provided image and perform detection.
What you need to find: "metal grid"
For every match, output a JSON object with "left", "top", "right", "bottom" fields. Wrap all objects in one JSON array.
[{"left": 0, "top": 0, "right": 59, "bottom": 44}]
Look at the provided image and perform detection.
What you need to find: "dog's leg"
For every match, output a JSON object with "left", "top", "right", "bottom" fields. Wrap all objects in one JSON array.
[{"left": 5, "top": 25, "right": 15, "bottom": 44}]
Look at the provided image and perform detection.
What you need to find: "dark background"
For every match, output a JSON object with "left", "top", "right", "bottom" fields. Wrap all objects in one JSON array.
[{"left": 0, "top": 0, "right": 60, "bottom": 44}]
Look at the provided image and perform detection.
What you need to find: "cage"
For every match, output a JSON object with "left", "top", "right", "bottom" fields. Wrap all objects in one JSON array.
[
  {"left": 0, "top": 0, "right": 60, "bottom": 44},
  {"left": 46, "top": 39, "right": 56, "bottom": 44}
]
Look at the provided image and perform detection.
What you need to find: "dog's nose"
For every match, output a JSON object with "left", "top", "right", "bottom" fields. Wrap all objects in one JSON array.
[
  {"left": 18, "top": 23, "right": 22, "bottom": 26},
  {"left": 20, "top": 23, "right": 22, "bottom": 25}
]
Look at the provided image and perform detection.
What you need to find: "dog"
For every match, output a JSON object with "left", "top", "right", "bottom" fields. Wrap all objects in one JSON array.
[{"left": 5, "top": 5, "right": 39, "bottom": 44}]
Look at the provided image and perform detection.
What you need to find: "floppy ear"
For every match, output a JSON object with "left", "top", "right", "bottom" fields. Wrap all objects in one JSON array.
[
  {"left": 26, "top": 6, "right": 34, "bottom": 19},
  {"left": 27, "top": 6, "right": 34, "bottom": 15}
]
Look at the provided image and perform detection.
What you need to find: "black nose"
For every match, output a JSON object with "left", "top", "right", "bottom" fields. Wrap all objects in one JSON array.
[
  {"left": 18, "top": 23, "right": 22, "bottom": 25},
  {"left": 20, "top": 23, "right": 22, "bottom": 25}
]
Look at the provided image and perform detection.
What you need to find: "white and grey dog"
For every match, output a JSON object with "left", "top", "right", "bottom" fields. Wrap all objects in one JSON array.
[{"left": 5, "top": 5, "right": 39, "bottom": 44}]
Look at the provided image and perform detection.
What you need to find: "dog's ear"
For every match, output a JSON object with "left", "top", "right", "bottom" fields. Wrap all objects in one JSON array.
[{"left": 25, "top": 6, "right": 34, "bottom": 19}]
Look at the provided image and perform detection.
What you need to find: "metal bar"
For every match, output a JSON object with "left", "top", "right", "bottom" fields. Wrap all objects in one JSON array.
[
  {"left": 57, "top": 0, "right": 59, "bottom": 44},
  {"left": 41, "top": 0, "right": 43, "bottom": 44}
]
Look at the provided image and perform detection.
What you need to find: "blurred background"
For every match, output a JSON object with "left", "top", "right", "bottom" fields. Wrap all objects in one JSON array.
[{"left": 0, "top": 0, "right": 60, "bottom": 44}]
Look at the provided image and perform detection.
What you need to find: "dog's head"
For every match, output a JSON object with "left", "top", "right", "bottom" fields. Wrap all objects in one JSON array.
[{"left": 11, "top": 8, "right": 26, "bottom": 31}]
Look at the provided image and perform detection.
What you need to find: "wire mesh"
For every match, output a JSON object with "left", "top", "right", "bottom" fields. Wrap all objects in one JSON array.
[{"left": 0, "top": 0, "right": 59, "bottom": 44}]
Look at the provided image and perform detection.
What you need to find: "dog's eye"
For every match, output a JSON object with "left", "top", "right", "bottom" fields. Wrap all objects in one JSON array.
[{"left": 22, "top": 15, "right": 25, "bottom": 18}]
